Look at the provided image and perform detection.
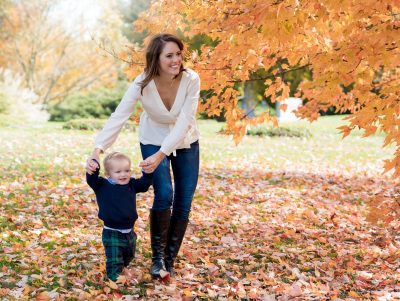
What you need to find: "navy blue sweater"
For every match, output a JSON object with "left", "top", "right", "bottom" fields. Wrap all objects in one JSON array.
[{"left": 86, "top": 167, "right": 152, "bottom": 229}]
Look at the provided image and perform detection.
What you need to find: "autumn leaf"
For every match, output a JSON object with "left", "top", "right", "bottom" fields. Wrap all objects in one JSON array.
[
  {"left": 115, "top": 275, "right": 127, "bottom": 285},
  {"left": 348, "top": 291, "right": 360, "bottom": 298},
  {"left": 35, "top": 292, "right": 49, "bottom": 301},
  {"left": 280, "top": 104, "right": 288, "bottom": 112},
  {"left": 106, "top": 280, "right": 118, "bottom": 290}
]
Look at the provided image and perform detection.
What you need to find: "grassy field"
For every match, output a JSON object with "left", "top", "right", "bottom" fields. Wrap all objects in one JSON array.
[
  {"left": 0, "top": 116, "right": 399, "bottom": 300},
  {"left": 199, "top": 115, "right": 393, "bottom": 170},
  {"left": 0, "top": 115, "right": 394, "bottom": 177}
]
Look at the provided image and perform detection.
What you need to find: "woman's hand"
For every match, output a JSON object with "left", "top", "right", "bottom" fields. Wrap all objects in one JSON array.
[
  {"left": 86, "top": 148, "right": 102, "bottom": 174},
  {"left": 139, "top": 150, "right": 166, "bottom": 173}
]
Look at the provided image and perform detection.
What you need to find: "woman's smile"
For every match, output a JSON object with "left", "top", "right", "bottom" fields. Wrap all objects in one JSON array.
[{"left": 159, "top": 41, "right": 182, "bottom": 76}]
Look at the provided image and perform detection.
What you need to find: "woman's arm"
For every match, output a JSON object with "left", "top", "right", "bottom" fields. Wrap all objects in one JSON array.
[
  {"left": 94, "top": 74, "right": 143, "bottom": 151},
  {"left": 86, "top": 74, "right": 143, "bottom": 172}
]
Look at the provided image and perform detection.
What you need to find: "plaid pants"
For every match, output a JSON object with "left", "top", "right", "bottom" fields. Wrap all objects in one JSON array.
[{"left": 102, "top": 228, "right": 137, "bottom": 281}]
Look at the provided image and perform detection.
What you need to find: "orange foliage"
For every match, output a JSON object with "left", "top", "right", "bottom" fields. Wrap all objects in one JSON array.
[{"left": 131, "top": 0, "right": 400, "bottom": 176}]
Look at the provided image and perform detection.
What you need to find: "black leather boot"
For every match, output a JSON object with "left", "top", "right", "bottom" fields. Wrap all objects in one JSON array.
[
  {"left": 150, "top": 209, "right": 170, "bottom": 278},
  {"left": 164, "top": 218, "right": 189, "bottom": 275}
]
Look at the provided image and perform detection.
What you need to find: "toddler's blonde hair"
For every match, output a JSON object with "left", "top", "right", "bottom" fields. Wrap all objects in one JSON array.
[{"left": 103, "top": 152, "right": 131, "bottom": 176}]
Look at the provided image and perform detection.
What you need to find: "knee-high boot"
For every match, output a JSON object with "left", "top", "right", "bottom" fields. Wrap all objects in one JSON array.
[
  {"left": 164, "top": 218, "right": 189, "bottom": 275},
  {"left": 150, "top": 209, "right": 170, "bottom": 278}
]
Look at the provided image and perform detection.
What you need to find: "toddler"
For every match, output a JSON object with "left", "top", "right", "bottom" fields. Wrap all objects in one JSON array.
[{"left": 86, "top": 152, "right": 152, "bottom": 281}]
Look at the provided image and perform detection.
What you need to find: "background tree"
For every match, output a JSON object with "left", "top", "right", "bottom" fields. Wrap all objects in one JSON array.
[
  {"left": 0, "top": 0, "right": 12, "bottom": 67},
  {"left": 132, "top": 0, "right": 400, "bottom": 176},
  {"left": 116, "top": 0, "right": 150, "bottom": 44},
  {"left": 0, "top": 0, "right": 126, "bottom": 105}
]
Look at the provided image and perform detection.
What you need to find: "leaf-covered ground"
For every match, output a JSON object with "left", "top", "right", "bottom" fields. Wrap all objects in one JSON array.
[{"left": 0, "top": 118, "right": 399, "bottom": 300}]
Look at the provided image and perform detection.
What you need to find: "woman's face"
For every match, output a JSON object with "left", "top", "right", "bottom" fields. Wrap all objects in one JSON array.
[{"left": 158, "top": 41, "right": 182, "bottom": 77}]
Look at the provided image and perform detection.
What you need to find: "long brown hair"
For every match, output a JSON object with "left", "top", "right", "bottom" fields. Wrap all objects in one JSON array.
[{"left": 140, "top": 33, "right": 185, "bottom": 95}]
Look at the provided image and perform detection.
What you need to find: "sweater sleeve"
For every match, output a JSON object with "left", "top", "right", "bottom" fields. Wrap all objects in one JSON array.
[
  {"left": 95, "top": 74, "right": 143, "bottom": 151},
  {"left": 86, "top": 165, "right": 102, "bottom": 191},
  {"left": 160, "top": 72, "right": 200, "bottom": 156},
  {"left": 130, "top": 172, "right": 153, "bottom": 193}
]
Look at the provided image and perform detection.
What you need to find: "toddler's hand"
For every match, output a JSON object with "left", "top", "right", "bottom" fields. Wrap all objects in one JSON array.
[{"left": 86, "top": 157, "right": 99, "bottom": 174}]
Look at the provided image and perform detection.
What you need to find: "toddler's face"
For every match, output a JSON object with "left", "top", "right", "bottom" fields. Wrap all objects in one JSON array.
[{"left": 108, "top": 159, "right": 131, "bottom": 185}]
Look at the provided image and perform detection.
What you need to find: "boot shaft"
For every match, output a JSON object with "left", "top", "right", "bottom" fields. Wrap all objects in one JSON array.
[
  {"left": 150, "top": 209, "right": 171, "bottom": 259},
  {"left": 149, "top": 209, "right": 171, "bottom": 277},
  {"left": 165, "top": 218, "right": 189, "bottom": 270}
]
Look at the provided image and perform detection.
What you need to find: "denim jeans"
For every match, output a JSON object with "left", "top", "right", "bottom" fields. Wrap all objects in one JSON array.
[{"left": 140, "top": 141, "right": 199, "bottom": 220}]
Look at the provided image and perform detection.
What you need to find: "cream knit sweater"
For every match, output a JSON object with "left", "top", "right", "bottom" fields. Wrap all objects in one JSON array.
[{"left": 95, "top": 68, "right": 200, "bottom": 156}]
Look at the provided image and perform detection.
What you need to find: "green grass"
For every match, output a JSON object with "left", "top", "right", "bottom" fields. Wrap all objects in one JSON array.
[
  {"left": 0, "top": 115, "right": 394, "bottom": 178},
  {"left": 196, "top": 116, "right": 393, "bottom": 169}
]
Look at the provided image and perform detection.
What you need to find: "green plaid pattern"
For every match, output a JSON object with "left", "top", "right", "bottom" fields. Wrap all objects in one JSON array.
[{"left": 102, "top": 228, "right": 137, "bottom": 281}]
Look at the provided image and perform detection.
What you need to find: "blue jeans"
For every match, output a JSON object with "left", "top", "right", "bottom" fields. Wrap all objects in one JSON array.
[{"left": 140, "top": 141, "right": 199, "bottom": 220}]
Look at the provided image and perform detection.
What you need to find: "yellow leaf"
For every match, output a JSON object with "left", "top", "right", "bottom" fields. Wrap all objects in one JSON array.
[
  {"left": 183, "top": 288, "right": 192, "bottom": 297},
  {"left": 349, "top": 291, "right": 360, "bottom": 298},
  {"left": 116, "top": 275, "right": 126, "bottom": 285},
  {"left": 106, "top": 280, "right": 118, "bottom": 290},
  {"left": 57, "top": 278, "right": 65, "bottom": 287},
  {"left": 36, "top": 292, "right": 49, "bottom": 301}
]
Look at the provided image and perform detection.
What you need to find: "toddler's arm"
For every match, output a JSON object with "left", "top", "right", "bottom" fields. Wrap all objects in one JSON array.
[
  {"left": 130, "top": 172, "right": 153, "bottom": 193},
  {"left": 86, "top": 159, "right": 102, "bottom": 191}
]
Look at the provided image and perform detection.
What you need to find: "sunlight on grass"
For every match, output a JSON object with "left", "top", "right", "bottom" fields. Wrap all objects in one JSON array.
[{"left": 0, "top": 115, "right": 395, "bottom": 178}]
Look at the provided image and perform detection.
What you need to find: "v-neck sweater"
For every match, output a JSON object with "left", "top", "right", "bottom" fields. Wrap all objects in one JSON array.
[{"left": 95, "top": 68, "right": 200, "bottom": 156}]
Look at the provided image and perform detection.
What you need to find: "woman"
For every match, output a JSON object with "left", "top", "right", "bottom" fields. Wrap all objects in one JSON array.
[{"left": 86, "top": 33, "right": 200, "bottom": 278}]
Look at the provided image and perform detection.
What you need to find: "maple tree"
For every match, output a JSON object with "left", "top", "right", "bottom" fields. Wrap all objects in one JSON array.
[
  {"left": 0, "top": 0, "right": 124, "bottom": 104},
  {"left": 131, "top": 0, "right": 400, "bottom": 176}
]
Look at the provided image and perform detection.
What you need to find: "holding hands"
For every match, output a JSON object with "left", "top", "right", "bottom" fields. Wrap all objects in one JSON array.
[
  {"left": 139, "top": 151, "right": 165, "bottom": 174},
  {"left": 86, "top": 149, "right": 101, "bottom": 175}
]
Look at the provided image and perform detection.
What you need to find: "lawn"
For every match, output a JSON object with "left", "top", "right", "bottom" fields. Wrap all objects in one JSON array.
[{"left": 0, "top": 116, "right": 399, "bottom": 300}]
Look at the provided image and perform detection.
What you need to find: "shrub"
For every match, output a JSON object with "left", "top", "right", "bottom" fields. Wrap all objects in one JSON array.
[
  {"left": 63, "top": 118, "right": 136, "bottom": 131},
  {"left": 0, "top": 114, "right": 13, "bottom": 127},
  {"left": 246, "top": 125, "right": 311, "bottom": 138},
  {"left": 0, "top": 92, "right": 9, "bottom": 114},
  {"left": 48, "top": 81, "right": 130, "bottom": 122}
]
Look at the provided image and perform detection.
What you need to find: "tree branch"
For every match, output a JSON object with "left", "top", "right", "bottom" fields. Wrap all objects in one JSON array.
[{"left": 227, "top": 64, "right": 311, "bottom": 83}]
